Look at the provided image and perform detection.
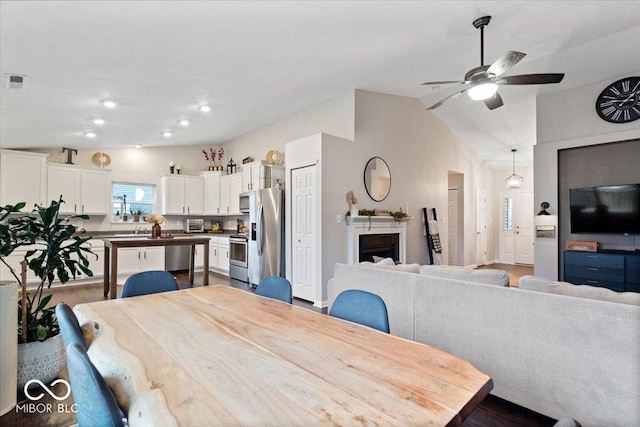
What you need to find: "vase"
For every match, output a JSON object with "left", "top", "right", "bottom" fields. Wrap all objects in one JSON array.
[
  {"left": 152, "top": 223, "right": 161, "bottom": 238},
  {"left": 208, "top": 165, "right": 215, "bottom": 171},
  {"left": 17, "top": 333, "right": 66, "bottom": 391},
  {"left": 350, "top": 207, "right": 359, "bottom": 217}
]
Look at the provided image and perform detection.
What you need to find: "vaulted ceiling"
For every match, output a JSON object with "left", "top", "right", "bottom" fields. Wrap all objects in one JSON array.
[{"left": 1, "top": 1, "right": 639, "bottom": 169}]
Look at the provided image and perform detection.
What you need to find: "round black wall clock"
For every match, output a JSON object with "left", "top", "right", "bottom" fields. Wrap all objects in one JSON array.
[{"left": 595, "top": 76, "right": 640, "bottom": 123}]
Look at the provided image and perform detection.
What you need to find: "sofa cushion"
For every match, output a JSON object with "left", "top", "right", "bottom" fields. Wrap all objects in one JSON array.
[
  {"left": 518, "top": 275, "right": 640, "bottom": 306},
  {"left": 419, "top": 265, "right": 510, "bottom": 286},
  {"left": 360, "top": 258, "right": 421, "bottom": 274}
]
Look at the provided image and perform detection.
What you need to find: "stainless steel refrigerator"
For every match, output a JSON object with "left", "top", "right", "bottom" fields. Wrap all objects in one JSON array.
[{"left": 248, "top": 188, "right": 284, "bottom": 287}]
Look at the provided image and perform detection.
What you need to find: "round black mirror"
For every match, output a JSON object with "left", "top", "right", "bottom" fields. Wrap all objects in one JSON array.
[{"left": 364, "top": 157, "right": 391, "bottom": 202}]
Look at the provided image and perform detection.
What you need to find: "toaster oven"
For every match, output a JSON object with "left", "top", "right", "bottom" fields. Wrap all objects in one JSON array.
[{"left": 183, "top": 218, "right": 204, "bottom": 233}]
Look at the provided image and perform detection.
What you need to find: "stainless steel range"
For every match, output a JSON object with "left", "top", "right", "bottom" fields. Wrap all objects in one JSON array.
[{"left": 229, "top": 235, "right": 248, "bottom": 282}]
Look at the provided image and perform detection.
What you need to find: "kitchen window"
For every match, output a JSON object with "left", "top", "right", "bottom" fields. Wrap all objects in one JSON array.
[{"left": 111, "top": 182, "right": 156, "bottom": 220}]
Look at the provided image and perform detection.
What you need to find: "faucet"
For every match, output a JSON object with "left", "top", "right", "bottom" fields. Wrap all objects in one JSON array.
[{"left": 134, "top": 226, "right": 147, "bottom": 235}]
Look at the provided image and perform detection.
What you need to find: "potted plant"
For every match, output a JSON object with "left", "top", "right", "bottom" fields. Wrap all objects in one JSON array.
[
  {"left": 0, "top": 197, "right": 95, "bottom": 390},
  {"left": 130, "top": 206, "right": 143, "bottom": 222}
]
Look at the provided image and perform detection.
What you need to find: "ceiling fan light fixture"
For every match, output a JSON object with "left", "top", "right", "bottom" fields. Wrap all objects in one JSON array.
[
  {"left": 468, "top": 83, "right": 497, "bottom": 100},
  {"left": 505, "top": 148, "right": 523, "bottom": 189}
]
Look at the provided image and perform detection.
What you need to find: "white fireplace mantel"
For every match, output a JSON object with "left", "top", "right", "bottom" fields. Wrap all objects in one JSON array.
[{"left": 347, "top": 216, "right": 407, "bottom": 264}]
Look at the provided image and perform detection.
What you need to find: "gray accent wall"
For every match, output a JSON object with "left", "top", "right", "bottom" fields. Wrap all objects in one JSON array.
[{"left": 558, "top": 139, "right": 640, "bottom": 278}]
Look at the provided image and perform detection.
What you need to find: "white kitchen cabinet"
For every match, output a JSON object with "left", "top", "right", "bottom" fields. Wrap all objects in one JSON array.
[
  {"left": 217, "top": 237, "right": 230, "bottom": 274},
  {"left": 194, "top": 244, "right": 205, "bottom": 271},
  {"left": 0, "top": 248, "right": 39, "bottom": 285},
  {"left": 160, "top": 175, "right": 204, "bottom": 215},
  {"left": 242, "top": 161, "right": 262, "bottom": 192},
  {"left": 202, "top": 171, "right": 222, "bottom": 215},
  {"left": 0, "top": 149, "right": 48, "bottom": 208},
  {"left": 67, "top": 239, "right": 104, "bottom": 283},
  {"left": 0, "top": 241, "right": 103, "bottom": 286},
  {"left": 47, "top": 164, "right": 110, "bottom": 215},
  {"left": 208, "top": 236, "right": 229, "bottom": 274},
  {"left": 219, "top": 173, "right": 242, "bottom": 215},
  {"left": 242, "top": 161, "right": 285, "bottom": 192},
  {"left": 117, "top": 246, "right": 165, "bottom": 279}
]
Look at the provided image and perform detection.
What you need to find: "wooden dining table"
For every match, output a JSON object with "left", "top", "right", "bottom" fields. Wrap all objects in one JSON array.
[{"left": 74, "top": 286, "right": 493, "bottom": 426}]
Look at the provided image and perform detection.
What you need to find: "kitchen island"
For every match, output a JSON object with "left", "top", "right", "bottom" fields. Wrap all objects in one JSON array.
[{"left": 102, "top": 235, "right": 210, "bottom": 299}]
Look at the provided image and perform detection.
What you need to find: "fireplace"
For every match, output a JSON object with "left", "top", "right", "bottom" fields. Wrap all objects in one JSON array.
[
  {"left": 347, "top": 216, "right": 406, "bottom": 264},
  {"left": 358, "top": 233, "right": 399, "bottom": 262}
]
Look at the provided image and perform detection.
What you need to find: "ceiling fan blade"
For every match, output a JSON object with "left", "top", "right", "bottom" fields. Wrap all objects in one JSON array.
[
  {"left": 425, "top": 88, "right": 468, "bottom": 110},
  {"left": 497, "top": 73, "right": 565, "bottom": 85},
  {"left": 484, "top": 92, "right": 503, "bottom": 110},
  {"left": 487, "top": 51, "right": 527, "bottom": 77},
  {"left": 421, "top": 80, "right": 470, "bottom": 86}
]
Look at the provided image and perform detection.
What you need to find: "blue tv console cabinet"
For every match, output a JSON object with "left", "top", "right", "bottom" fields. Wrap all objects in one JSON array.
[{"left": 564, "top": 250, "right": 640, "bottom": 293}]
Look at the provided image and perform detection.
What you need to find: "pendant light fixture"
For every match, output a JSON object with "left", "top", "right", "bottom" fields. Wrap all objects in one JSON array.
[{"left": 505, "top": 149, "right": 523, "bottom": 189}]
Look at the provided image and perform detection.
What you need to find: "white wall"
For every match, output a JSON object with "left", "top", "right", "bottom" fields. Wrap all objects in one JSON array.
[{"left": 535, "top": 75, "right": 640, "bottom": 279}]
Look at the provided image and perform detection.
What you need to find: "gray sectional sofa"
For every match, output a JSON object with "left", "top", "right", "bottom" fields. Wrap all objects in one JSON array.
[{"left": 327, "top": 263, "right": 640, "bottom": 427}]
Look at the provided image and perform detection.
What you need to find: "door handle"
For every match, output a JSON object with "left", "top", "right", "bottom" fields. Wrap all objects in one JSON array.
[{"left": 257, "top": 204, "right": 264, "bottom": 256}]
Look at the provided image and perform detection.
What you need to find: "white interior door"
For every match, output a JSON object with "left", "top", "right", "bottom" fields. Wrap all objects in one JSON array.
[
  {"left": 515, "top": 192, "right": 534, "bottom": 264},
  {"left": 500, "top": 191, "right": 534, "bottom": 265},
  {"left": 447, "top": 189, "right": 459, "bottom": 266},
  {"left": 500, "top": 192, "right": 515, "bottom": 264},
  {"left": 291, "top": 166, "right": 316, "bottom": 302},
  {"left": 475, "top": 189, "right": 487, "bottom": 267}
]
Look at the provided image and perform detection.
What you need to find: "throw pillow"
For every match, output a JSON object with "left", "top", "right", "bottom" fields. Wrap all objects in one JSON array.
[
  {"left": 419, "top": 265, "right": 510, "bottom": 286},
  {"left": 518, "top": 276, "right": 640, "bottom": 306},
  {"left": 372, "top": 256, "right": 396, "bottom": 265}
]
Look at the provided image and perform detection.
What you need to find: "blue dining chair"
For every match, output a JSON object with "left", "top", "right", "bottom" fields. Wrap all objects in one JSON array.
[
  {"left": 121, "top": 270, "right": 179, "bottom": 298},
  {"left": 55, "top": 302, "right": 86, "bottom": 350},
  {"left": 255, "top": 276, "right": 293, "bottom": 304},
  {"left": 329, "top": 289, "right": 390, "bottom": 333},
  {"left": 65, "top": 342, "right": 127, "bottom": 427}
]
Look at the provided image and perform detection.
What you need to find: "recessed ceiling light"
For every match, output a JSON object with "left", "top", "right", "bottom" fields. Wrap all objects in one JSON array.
[
  {"left": 179, "top": 119, "right": 190, "bottom": 127},
  {"left": 163, "top": 131, "right": 173, "bottom": 138},
  {"left": 91, "top": 118, "right": 105, "bottom": 125},
  {"left": 134, "top": 144, "right": 142, "bottom": 149},
  {"left": 100, "top": 99, "right": 117, "bottom": 108},
  {"left": 84, "top": 131, "right": 97, "bottom": 138},
  {"left": 199, "top": 105, "right": 211, "bottom": 113}
]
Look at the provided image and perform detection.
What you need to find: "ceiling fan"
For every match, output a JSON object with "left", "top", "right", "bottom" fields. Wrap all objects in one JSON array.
[{"left": 422, "top": 16, "right": 565, "bottom": 111}]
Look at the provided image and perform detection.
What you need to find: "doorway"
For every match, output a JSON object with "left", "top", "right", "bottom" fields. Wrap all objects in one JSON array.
[
  {"left": 476, "top": 189, "right": 488, "bottom": 267},
  {"left": 290, "top": 165, "right": 317, "bottom": 302},
  {"left": 447, "top": 172, "right": 464, "bottom": 266},
  {"left": 500, "top": 191, "right": 534, "bottom": 265}
]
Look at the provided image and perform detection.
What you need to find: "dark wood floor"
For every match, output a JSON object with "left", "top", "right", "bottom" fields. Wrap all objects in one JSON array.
[{"left": 2, "top": 264, "right": 556, "bottom": 427}]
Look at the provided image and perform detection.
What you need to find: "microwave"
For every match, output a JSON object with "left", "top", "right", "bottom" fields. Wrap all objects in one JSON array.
[
  {"left": 183, "top": 218, "right": 204, "bottom": 233},
  {"left": 239, "top": 192, "right": 251, "bottom": 213}
]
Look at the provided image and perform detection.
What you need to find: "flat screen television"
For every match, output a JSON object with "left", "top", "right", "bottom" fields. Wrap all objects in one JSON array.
[{"left": 570, "top": 184, "right": 640, "bottom": 234}]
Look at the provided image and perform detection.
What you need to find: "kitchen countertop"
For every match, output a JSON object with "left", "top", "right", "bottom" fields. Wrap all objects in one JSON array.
[{"left": 87, "top": 230, "right": 238, "bottom": 239}]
